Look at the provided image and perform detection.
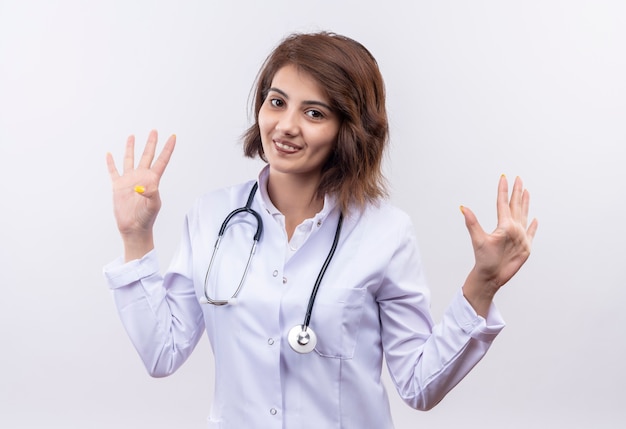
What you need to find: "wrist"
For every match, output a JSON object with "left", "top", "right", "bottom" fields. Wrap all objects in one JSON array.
[
  {"left": 462, "top": 268, "right": 499, "bottom": 317},
  {"left": 121, "top": 232, "right": 155, "bottom": 262}
]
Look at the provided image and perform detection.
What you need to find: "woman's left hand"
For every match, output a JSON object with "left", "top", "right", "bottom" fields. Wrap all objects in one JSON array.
[{"left": 460, "top": 175, "right": 538, "bottom": 316}]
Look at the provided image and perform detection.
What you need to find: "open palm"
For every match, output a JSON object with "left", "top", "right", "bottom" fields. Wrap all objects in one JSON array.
[
  {"left": 106, "top": 130, "right": 176, "bottom": 239},
  {"left": 460, "top": 175, "right": 538, "bottom": 314}
]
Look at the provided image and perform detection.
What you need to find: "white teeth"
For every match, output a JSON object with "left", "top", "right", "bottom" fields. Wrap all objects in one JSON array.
[{"left": 275, "top": 141, "right": 298, "bottom": 152}]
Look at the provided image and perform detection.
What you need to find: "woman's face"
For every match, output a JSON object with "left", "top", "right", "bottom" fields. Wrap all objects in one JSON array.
[{"left": 258, "top": 64, "right": 340, "bottom": 181}]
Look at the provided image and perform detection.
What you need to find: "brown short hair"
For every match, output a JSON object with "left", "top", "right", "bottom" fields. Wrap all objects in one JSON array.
[{"left": 243, "top": 32, "right": 389, "bottom": 213}]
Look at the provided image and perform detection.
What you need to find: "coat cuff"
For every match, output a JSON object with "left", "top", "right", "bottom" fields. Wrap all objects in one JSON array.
[
  {"left": 452, "top": 289, "right": 505, "bottom": 342},
  {"left": 102, "top": 249, "right": 159, "bottom": 289}
]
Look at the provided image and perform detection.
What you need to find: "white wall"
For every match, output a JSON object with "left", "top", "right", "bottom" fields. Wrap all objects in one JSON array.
[{"left": 1, "top": 1, "right": 624, "bottom": 427}]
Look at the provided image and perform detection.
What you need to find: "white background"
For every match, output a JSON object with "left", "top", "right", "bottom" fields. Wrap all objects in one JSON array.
[{"left": 1, "top": 1, "right": 625, "bottom": 428}]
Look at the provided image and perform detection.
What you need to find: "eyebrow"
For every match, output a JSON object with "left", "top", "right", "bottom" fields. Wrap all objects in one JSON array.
[{"left": 268, "top": 87, "right": 333, "bottom": 111}]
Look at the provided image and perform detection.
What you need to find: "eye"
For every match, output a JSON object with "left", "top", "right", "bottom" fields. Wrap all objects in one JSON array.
[
  {"left": 269, "top": 98, "right": 284, "bottom": 108},
  {"left": 305, "top": 109, "right": 324, "bottom": 119}
]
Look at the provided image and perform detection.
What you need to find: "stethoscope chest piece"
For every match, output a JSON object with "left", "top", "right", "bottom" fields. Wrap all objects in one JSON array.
[{"left": 288, "top": 325, "right": 317, "bottom": 354}]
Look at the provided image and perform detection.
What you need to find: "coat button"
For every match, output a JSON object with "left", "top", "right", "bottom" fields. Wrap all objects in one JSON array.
[
  {"left": 282, "top": 277, "right": 287, "bottom": 284},
  {"left": 270, "top": 408, "right": 277, "bottom": 415},
  {"left": 272, "top": 270, "right": 278, "bottom": 277},
  {"left": 267, "top": 338, "right": 275, "bottom": 345}
]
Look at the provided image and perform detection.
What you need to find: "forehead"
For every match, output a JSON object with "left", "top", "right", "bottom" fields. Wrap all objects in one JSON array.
[{"left": 268, "top": 65, "right": 330, "bottom": 101}]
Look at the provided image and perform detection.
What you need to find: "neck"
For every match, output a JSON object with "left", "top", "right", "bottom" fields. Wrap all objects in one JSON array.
[{"left": 266, "top": 170, "right": 324, "bottom": 239}]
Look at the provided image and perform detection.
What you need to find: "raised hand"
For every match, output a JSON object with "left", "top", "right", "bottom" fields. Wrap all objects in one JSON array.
[
  {"left": 106, "top": 130, "right": 176, "bottom": 261},
  {"left": 460, "top": 175, "right": 538, "bottom": 316}
]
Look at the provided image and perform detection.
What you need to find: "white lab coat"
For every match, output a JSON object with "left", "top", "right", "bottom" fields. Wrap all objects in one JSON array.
[{"left": 104, "top": 167, "right": 505, "bottom": 428}]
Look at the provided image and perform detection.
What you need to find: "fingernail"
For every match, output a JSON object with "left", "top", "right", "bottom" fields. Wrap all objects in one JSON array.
[
  {"left": 134, "top": 185, "right": 146, "bottom": 194},
  {"left": 459, "top": 205, "right": 465, "bottom": 214}
]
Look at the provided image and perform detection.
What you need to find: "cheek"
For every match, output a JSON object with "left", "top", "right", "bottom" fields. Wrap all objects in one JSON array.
[
  {"left": 320, "top": 127, "right": 340, "bottom": 151},
  {"left": 257, "top": 109, "right": 272, "bottom": 139}
]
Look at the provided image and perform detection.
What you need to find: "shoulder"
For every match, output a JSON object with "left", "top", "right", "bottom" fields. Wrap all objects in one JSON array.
[
  {"left": 351, "top": 199, "right": 413, "bottom": 230},
  {"left": 342, "top": 198, "right": 417, "bottom": 248},
  {"left": 187, "top": 180, "right": 257, "bottom": 222},
  {"left": 339, "top": 199, "right": 423, "bottom": 284}
]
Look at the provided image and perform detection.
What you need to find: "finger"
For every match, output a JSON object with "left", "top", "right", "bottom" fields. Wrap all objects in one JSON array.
[
  {"left": 496, "top": 174, "right": 511, "bottom": 226},
  {"left": 460, "top": 205, "right": 486, "bottom": 246},
  {"left": 527, "top": 218, "right": 539, "bottom": 241},
  {"left": 105, "top": 152, "right": 120, "bottom": 179},
  {"left": 521, "top": 188, "right": 531, "bottom": 228},
  {"left": 151, "top": 134, "right": 177, "bottom": 178},
  {"left": 123, "top": 135, "right": 135, "bottom": 173},
  {"left": 509, "top": 176, "right": 524, "bottom": 221},
  {"left": 138, "top": 129, "right": 159, "bottom": 169}
]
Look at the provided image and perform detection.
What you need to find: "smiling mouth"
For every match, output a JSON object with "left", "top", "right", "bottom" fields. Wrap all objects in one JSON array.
[{"left": 274, "top": 140, "right": 300, "bottom": 153}]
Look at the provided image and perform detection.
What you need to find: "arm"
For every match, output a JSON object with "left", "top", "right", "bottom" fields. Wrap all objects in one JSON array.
[
  {"left": 104, "top": 219, "right": 205, "bottom": 377},
  {"left": 381, "top": 175, "right": 538, "bottom": 410},
  {"left": 104, "top": 131, "right": 204, "bottom": 376},
  {"left": 378, "top": 221, "right": 505, "bottom": 411},
  {"left": 460, "top": 175, "right": 539, "bottom": 316}
]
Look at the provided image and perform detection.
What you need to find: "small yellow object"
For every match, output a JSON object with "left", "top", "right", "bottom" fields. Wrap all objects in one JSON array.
[{"left": 134, "top": 185, "right": 146, "bottom": 194}]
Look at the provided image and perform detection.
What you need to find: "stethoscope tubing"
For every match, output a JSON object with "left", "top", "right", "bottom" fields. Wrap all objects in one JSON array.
[
  {"left": 202, "top": 183, "right": 262, "bottom": 306},
  {"left": 301, "top": 212, "right": 343, "bottom": 330},
  {"left": 201, "top": 181, "right": 344, "bottom": 354}
]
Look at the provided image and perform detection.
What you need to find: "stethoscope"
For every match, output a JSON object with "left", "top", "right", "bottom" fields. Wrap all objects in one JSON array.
[{"left": 201, "top": 182, "right": 344, "bottom": 354}]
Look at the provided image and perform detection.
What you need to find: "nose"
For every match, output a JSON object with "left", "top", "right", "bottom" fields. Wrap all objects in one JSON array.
[{"left": 275, "top": 109, "right": 300, "bottom": 136}]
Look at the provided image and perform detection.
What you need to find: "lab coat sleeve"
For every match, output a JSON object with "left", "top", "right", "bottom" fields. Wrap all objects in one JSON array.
[
  {"left": 377, "top": 217, "right": 505, "bottom": 411},
  {"left": 103, "top": 215, "right": 205, "bottom": 378}
]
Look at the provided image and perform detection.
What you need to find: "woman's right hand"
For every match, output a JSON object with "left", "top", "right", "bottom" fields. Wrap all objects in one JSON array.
[{"left": 106, "top": 130, "right": 176, "bottom": 261}]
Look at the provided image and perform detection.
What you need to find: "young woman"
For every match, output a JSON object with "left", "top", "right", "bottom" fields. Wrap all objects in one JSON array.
[{"left": 104, "top": 32, "right": 538, "bottom": 428}]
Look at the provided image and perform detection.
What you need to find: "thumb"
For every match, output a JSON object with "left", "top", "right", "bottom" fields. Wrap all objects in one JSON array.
[{"left": 460, "top": 205, "right": 485, "bottom": 245}]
